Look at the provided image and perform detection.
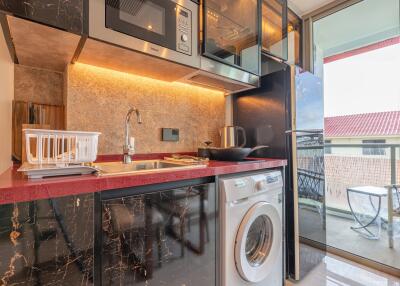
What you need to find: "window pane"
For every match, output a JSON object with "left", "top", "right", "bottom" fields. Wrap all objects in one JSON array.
[
  {"left": 362, "top": 140, "right": 386, "bottom": 155},
  {"left": 325, "top": 140, "right": 332, "bottom": 154}
]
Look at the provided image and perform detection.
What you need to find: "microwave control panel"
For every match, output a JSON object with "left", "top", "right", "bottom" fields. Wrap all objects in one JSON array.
[{"left": 176, "top": 6, "right": 192, "bottom": 55}]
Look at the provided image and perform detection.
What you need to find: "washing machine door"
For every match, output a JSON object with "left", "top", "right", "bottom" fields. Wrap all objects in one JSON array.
[{"left": 235, "top": 201, "right": 282, "bottom": 283}]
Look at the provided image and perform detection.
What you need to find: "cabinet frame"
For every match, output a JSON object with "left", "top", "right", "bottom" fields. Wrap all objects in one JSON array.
[
  {"left": 200, "top": 0, "right": 262, "bottom": 76},
  {"left": 261, "top": 0, "right": 288, "bottom": 61}
]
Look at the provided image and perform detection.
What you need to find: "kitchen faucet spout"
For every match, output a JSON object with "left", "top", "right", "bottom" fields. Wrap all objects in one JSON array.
[{"left": 123, "top": 107, "right": 142, "bottom": 164}]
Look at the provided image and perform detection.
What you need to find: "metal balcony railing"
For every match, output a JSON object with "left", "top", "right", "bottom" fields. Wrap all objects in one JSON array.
[
  {"left": 324, "top": 143, "right": 399, "bottom": 185},
  {"left": 295, "top": 143, "right": 399, "bottom": 211}
]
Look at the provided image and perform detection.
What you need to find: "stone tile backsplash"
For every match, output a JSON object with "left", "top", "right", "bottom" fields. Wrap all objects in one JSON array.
[
  {"left": 14, "top": 65, "right": 63, "bottom": 105},
  {"left": 64, "top": 63, "right": 226, "bottom": 154}
]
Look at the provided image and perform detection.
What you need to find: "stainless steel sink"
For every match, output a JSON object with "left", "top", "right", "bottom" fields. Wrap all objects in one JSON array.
[{"left": 93, "top": 160, "right": 206, "bottom": 176}]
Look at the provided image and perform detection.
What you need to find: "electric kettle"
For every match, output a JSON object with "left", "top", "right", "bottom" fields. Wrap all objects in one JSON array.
[{"left": 220, "top": 126, "right": 246, "bottom": 148}]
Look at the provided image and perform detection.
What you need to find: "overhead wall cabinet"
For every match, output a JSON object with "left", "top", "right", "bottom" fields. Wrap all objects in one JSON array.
[
  {"left": 0, "top": 0, "right": 84, "bottom": 34},
  {"left": 287, "top": 8, "right": 302, "bottom": 66},
  {"left": 202, "top": 0, "right": 261, "bottom": 75},
  {"left": 262, "top": 0, "right": 288, "bottom": 61},
  {"left": 261, "top": 1, "right": 303, "bottom": 66}
]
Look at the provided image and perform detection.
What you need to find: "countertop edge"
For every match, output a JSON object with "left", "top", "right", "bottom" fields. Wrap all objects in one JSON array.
[{"left": 0, "top": 159, "right": 287, "bottom": 205}]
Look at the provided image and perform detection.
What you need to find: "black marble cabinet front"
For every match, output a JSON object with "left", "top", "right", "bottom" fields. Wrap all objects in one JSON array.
[
  {"left": 97, "top": 180, "right": 218, "bottom": 286},
  {"left": 0, "top": 0, "right": 84, "bottom": 34},
  {"left": 0, "top": 194, "right": 94, "bottom": 285},
  {"left": 0, "top": 179, "right": 218, "bottom": 286}
]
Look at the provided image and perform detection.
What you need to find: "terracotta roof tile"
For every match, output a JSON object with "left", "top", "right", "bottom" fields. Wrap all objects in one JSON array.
[{"left": 325, "top": 111, "right": 400, "bottom": 137}]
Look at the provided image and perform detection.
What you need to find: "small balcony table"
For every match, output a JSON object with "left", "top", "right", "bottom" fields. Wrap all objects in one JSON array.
[{"left": 347, "top": 185, "right": 399, "bottom": 248}]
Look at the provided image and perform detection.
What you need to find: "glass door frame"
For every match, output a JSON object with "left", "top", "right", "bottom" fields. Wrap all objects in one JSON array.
[
  {"left": 301, "top": 0, "right": 362, "bottom": 73},
  {"left": 301, "top": 0, "right": 400, "bottom": 277}
]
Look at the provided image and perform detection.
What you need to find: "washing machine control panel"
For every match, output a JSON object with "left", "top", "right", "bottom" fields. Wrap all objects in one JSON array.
[
  {"left": 233, "top": 179, "right": 247, "bottom": 188},
  {"left": 266, "top": 173, "right": 280, "bottom": 184},
  {"left": 220, "top": 171, "right": 283, "bottom": 202},
  {"left": 252, "top": 173, "right": 283, "bottom": 194}
]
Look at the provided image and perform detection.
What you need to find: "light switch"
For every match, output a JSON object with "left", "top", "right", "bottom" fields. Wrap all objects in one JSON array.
[{"left": 162, "top": 128, "right": 179, "bottom": 142}]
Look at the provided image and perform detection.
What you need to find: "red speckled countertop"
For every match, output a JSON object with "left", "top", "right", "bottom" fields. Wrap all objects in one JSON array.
[{"left": 0, "top": 153, "right": 286, "bottom": 205}]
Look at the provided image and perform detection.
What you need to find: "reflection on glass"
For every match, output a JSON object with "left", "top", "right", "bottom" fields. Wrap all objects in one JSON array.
[
  {"left": 295, "top": 70, "right": 325, "bottom": 246},
  {"left": 296, "top": 132, "right": 326, "bottom": 277},
  {"left": 0, "top": 195, "right": 94, "bottom": 285},
  {"left": 119, "top": 0, "right": 166, "bottom": 36},
  {"left": 105, "top": 0, "right": 176, "bottom": 50},
  {"left": 294, "top": 67, "right": 326, "bottom": 278},
  {"left": 262, "top": 0, "right": 287, "bottom": 60},
  {"left": 295, "top": 70, "right": 324, "bottom": 130},
  {"left": 101, "top": 183, "right": 217, "bottom": 285},
  {"left": 204, "top": 0, "right": 260, "bottom": 74},
  {"left": 297, "top": 133, "right": 326, "bottom": 241},
  {"left": 245, "top": 215, "right": 273, "bottom": 267}
]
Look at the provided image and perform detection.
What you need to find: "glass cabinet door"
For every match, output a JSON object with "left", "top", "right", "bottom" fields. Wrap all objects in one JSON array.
[
  {"left": 203, "top": 0, "right": 261, "bottom": 75},
  {"left": 287, "top": 8, "right": 302, "bottom": 66},
  {"left": 262, "top": 0, "right": 288, "bottom": 60}
]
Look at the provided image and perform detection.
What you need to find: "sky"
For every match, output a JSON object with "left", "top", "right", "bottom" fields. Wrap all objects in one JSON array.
[
  {"left": 296, "top": 70, "right": 324, "bottom": 130},
  {"left": 323, "top": 43, "right": 400, "bottom": 117}
]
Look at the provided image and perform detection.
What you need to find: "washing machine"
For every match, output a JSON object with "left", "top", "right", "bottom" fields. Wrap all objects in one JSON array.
[{"left": 219, "top": 170, "right": 284, "bottom": 286}]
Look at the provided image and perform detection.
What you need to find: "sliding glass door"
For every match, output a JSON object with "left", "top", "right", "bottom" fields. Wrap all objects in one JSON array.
[{"left": 312, "top": 0, "right": 400, "bottom": 274}]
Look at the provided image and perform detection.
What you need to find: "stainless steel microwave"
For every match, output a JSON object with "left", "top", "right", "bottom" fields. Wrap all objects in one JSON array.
[{"left": 89, "top": 0, "right": 200, "bottom": 68}]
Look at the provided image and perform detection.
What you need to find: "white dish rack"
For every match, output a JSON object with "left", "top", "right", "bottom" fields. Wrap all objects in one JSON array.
[
  {"left": 24, "top": 129, "right": 101, "bottom": 165},
  {"left": 18, "top": 163, "right": 98, "bottom": 179}
]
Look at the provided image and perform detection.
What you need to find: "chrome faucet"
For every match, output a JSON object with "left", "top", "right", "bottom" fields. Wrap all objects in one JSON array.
[{"left": 123, "top": 107, "right": 142, "bottom": 164}]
